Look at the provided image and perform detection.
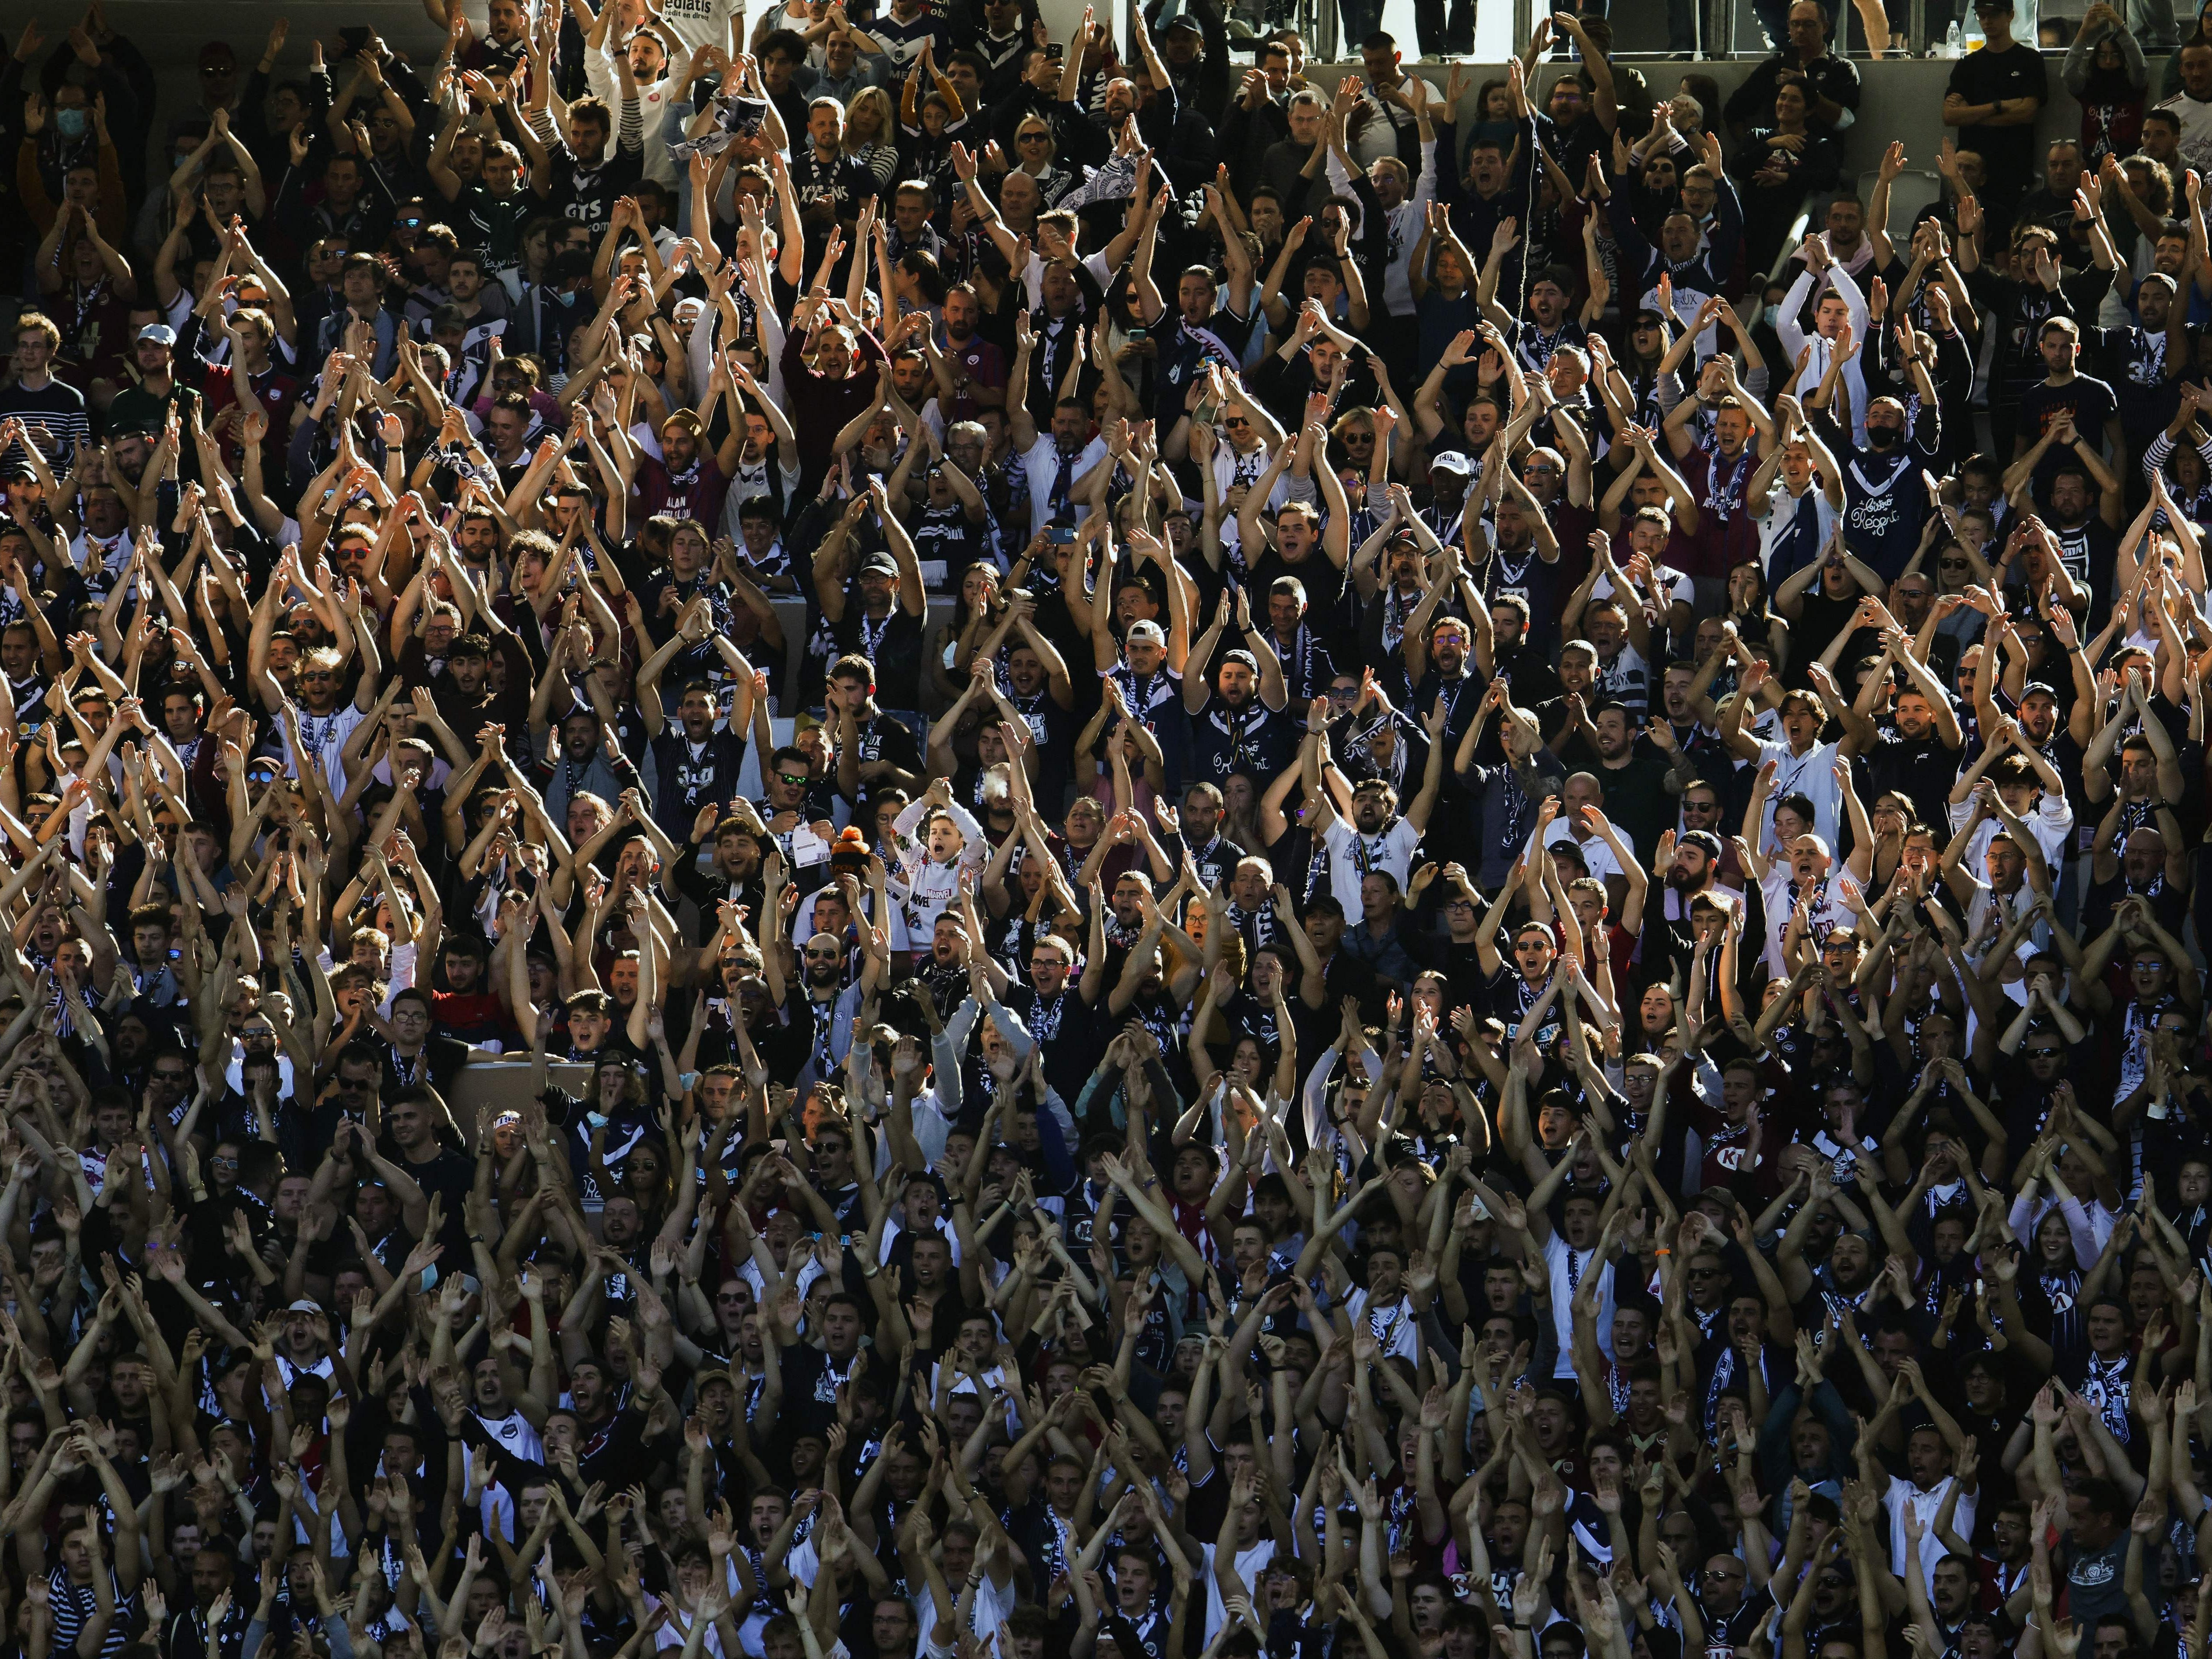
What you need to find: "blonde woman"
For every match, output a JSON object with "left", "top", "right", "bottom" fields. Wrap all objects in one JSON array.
[{"left": 844, "top": 86, "right": 900, "bottom": 192}]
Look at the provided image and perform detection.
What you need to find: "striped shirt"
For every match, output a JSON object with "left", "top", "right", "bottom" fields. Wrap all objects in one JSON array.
[{"left": 49, "top": 1565, "right": 135, "bottom": 1659}]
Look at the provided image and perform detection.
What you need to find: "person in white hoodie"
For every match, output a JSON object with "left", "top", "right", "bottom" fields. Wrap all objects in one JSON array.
[{"left": 1772, "top": 232, "right": 1872, "bottom": 445}]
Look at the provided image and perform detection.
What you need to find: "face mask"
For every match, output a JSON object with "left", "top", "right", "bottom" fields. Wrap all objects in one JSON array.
[
  {"left": 56, "top": 108, "right": 90, "bottom": 140},
  {"left": 1867, "top": 424, "right": 1903, "bottom": 449}
]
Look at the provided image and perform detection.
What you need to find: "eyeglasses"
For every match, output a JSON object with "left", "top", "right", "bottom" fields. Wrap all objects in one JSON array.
[
  {"left": 1328, "top": 685, "right": 1358, "bottom": 699},
  {"left": 776, "top": 772, "right": 809, "bottom": 786},
  {"left": 2025, "top": 1047, "right": 2061, "bottom": 1058}
]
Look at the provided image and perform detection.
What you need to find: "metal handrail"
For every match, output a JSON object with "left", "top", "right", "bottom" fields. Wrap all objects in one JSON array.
[{"left": 1763, "top": 205, "right": 1816, "bottom": 290}]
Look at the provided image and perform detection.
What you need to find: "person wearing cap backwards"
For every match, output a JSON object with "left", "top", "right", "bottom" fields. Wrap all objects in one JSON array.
[
  {"left": 1181, "top": 585, "right": 1294, "bottom": 786},
  {"left": 823, "top": 479, "right": 931, "bottom": 728},
  {"left": 104, "top": 323, "right": 199, "bottom": 436},
  {"left": 633, "top": 399, "right": 742, "bottom": 530},
  {"left": 271, "top": 1296, "right": 340, "bottom": 1391}
]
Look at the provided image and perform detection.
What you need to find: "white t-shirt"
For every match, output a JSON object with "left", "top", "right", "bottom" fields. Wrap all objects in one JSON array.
[
  {"left": 1322, "top": 816, "right": 1421, "bottom": 912},
  {"left": 1947, "top": 790, "right": 2073, "bottom": 878},
  {"left": 1541, "top": 1231, "right": 1614, "bottom": 1379},
  {"left": 287, "top": 701, "right": 369, "bottom": 800},
  {"left": 1755, "top": 736, "right": 1843, "bottom": 852},
  {"left": 1343, "top": 1288, "right": 1420, "bottom": 1363},
  {"left": 1757, "top": 862, "right": 1862, "bottom": 978},
  {"left": 1017, "top": 432, "right": 1110, "bottom": 536},
  {"left": 1541, "top": 822, "right": 1625, "bottom": 884},
  {"left": 1887, "top": 1473, "right": 1975, "bottom": 1597},
  {"left": 1201, "top": 1540, "right": 1278, "bottom": 1643},
  {"left": 472, "top": 1407, "right": 544, "bottom": 1464}
]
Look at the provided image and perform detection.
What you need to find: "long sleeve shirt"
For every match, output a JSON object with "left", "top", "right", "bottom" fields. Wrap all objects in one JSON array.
[
  {"left": 584, "top": 46, "right": 692, "bottom": 186},
  {"left": 1328, "top": 136, "right": 1435, "bottom": 319},
  {"left": 1774, "top": 258, "right": 1873, "bottom": 445}
]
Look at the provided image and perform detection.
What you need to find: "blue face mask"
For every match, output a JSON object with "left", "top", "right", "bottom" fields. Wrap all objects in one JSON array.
[{"left": 55, "top": 107, "right": 90, "bottom": 140}]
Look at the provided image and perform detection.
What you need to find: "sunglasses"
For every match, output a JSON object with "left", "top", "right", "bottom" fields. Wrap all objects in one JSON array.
[
  {"left": 2025, "top": 1047, "right": 2061, "bottom": 1058},
  {"left": 775, "top": 771, "right": 809, "bottom": 786}
]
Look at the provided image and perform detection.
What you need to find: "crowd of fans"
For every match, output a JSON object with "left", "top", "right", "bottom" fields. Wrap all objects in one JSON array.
[{"left": 7, "top": 7, "right": 2212, "bottom": 1659}]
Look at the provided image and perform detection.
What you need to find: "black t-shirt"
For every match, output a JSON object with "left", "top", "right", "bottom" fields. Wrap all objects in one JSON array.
[
  {"left": 788, "top": 148, "right": 878, "bottom": 239},
  {"left": 647, "top": 727, "right": 749, "bottom": 843},
  {"left": 1248, "top": 545, "right": 1346, "bottom": 627},
  {"left": 549, "top": 142, "right": 643, "bottom": 236},
  {"left": 1866, "top": 723, "right": 1964, "bottom": 832},
  {"left": 1152, "top": 306, "right": 1259, "bottom": 424},
  {"left": 2013, "top": 374, "right": 2119, "bottom": 488},
  {"left": 449, "top": 183, "right": 535, "bottom": 273},
  {"left": 1593, "top": 747, "right": 1679, "bottom": 865},
  {"left": 833, "top": 606, "right": 928, "bottom": 712},
  {"left": 2085, "top": 322, "right": 2184, "bottom": 443},
  {"left": 1787, "top": 589, "right": 1880, "bottom": 689},
  {"left": 845, "top": 710, "right": 925, "bottom": 787},
  {"left": 1188, "top": 693, "right": 1297, "bottom": 787},
  {"left": 1481, "top": 965, "right": 1559, "bottom": 1045},
  {"left": 1947, "top": 45, "right": 2049, "bottom": 198}
]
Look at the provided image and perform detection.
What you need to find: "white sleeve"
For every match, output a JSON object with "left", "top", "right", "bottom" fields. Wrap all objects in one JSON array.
[
  {"left": 1773, "top": 264, "right": 1816, "bottom": 363},
  {"left": 585, "top": 45, "right": 616, "bottom": 103},
  {"left": 1827, "top": 259, "right": 1870, "bottom": 338}
]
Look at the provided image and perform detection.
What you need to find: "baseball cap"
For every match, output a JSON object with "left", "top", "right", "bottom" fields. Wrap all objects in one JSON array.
[
  {"left": 136, "top": 324, "right": 177, "bottom": 347},
  {"left": 1163, "top": 13, "right": 1204, "bottom": 32},
  {"left": 1221, "top": 648, "right": 1259, "bottom": 673},
  {"left": 1127, "top": 619, "right": 1167, "bottom": 645},
  {"left": 859, "top": 552, "right": 899, "bottom": 579},
  {"left": 287, "top": 1298, "right": 320, "bottom": 1314},
  {"left": 1679, "top": 830, "right": 1724, "bottom": 859},
  {"left": 198, "top": 41, "right": 237, "bottom": 70},
  {"left": 1431, "top": 450, "right": 1474, "bottom": 476}
]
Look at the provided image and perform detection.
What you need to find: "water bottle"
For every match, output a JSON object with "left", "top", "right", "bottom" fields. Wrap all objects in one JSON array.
[{"left": 1944, "top": 19, "right": 1961, "bottom": 54}]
